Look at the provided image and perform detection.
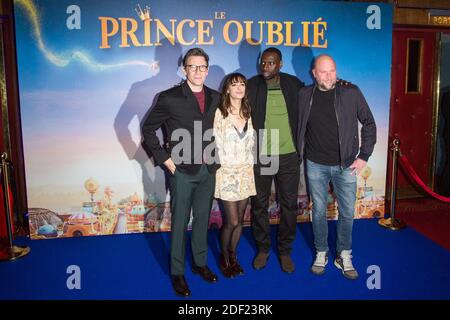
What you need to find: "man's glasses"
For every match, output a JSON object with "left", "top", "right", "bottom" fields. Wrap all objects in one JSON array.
[{"left": 185, "top": 65, "right": 208, "bottom": 72}]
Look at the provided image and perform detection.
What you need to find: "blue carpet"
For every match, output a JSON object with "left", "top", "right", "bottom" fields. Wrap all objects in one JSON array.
[{"left": 1, "top": 219, "right": 449, "bottom": 300}]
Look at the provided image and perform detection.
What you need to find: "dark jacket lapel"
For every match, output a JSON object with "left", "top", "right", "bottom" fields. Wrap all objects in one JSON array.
[
  {"left": 181, "top": 81, "right": 215, "bottom": 116},
  {"left": 203, "top": 85, "right": 214, "bottom": 115},
  {"left": 181, "top": 81, "right": 202, "bottom": 115},
  {"left": 255, "top": 76, "right": 268, "bottom": 129},
  {"left": 279, "top": 73, "right": 298, "bottom": 140}
]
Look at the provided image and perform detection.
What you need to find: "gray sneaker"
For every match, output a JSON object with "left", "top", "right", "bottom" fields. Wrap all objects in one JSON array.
[
  {"left": 253, "top": 251, "right": 269, "bottom": 270},
  {"left": 334, "top": 250, "right": 359, "bottom": 280},
  {"left": 311, "top": 251, "right": 328, "bottom": 275}
]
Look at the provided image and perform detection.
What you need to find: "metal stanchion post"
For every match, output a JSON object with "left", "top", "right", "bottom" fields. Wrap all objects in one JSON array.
[
  {"left": 379, "top": 139, "right": 406, "bottom": 230},
  {"left": 0, "top": 152, "right": 30, "bottom": 261}
]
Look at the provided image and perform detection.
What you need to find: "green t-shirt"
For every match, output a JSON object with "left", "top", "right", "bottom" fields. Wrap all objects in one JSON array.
[{"left": 261, "top": 82, "right": 296, "bottom": 155}]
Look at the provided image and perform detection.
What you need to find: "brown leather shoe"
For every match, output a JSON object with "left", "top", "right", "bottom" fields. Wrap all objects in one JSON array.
[
  {"left": 219, "top": 254, "right": 236, "bottom": 278},
  {"left": 253, "top": 251, "right": 269, "bottom": 270},
  {"left": 279, "top": 254, "right": 295, "bottom": 273},
  {"left": 191, "top": 265, "right": 218, "bottom": 283},
  {"left": 171, "top": 275, "right": 191, "bottom": 297},
  {"left": 228, "top": 251, "right": 244, "bottom": 275}
]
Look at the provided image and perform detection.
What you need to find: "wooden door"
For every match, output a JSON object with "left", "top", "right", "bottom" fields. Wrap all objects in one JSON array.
[{"left": 389, "top": 29, "right": 437, "bottom": 197}]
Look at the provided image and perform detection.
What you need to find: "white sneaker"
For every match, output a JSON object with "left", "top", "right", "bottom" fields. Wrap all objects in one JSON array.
[
  {"left": 311, "top": 251, "right": 328, "bottom": 275},
  {"left": 334, "top": 250, "right": 359, "bottom": 280}
]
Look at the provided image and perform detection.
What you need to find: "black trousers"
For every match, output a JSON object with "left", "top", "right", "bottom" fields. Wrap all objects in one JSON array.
[{"left": 251, "top": 152, "right": 300, "bottom": 255}]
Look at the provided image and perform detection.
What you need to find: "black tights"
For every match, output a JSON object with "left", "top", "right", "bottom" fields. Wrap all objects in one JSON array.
[{"left": 220, "top": 198, "right": 249, "bottom": 260}]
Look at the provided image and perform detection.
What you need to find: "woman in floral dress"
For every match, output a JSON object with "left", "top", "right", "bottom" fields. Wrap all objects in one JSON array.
[{"left": 214, "top": 73, "right": 256, "bottom": 278}]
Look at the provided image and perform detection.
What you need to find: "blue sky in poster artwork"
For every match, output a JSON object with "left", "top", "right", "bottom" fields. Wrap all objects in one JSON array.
[
  {"left": 13, "top": 0, "right": 391, "bottom": 193},
  {"left": 14, "top": 0, "right": 392, "bottom": 116}
]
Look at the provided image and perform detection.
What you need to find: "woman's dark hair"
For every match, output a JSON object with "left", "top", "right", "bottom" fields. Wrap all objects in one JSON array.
[{"left": 219, "top": 73, "right": 251, "bottom": 119}]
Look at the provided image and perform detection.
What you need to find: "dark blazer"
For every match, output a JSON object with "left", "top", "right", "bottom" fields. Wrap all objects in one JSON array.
[
  {"left": 142, "top": 81, "right": 220, "bottom": 175},
  {"left": 247, "top": 72, "right": 304, "bottom": 164}
]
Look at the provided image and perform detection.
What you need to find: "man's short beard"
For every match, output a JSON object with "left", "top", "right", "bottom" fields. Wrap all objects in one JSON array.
[
  {"left": 263, "top": 73, "right": 279, "bottom": 81},
  {"left": 318, "top": 81, "right": 336, "bottom": 91}
]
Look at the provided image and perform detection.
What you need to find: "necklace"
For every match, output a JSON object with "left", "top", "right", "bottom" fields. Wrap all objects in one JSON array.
[{"left": 229, "top": 108, "right": 240, "bottom": 116}]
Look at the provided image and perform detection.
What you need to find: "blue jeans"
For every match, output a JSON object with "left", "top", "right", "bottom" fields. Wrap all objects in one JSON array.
[{"left": 306, "top": 159, "right": 357, "bottom": 253}]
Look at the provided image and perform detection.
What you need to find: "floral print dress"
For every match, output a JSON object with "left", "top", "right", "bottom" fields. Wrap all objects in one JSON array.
[{"left": 213, "top": 109, "right": 256, "bottom": 201}]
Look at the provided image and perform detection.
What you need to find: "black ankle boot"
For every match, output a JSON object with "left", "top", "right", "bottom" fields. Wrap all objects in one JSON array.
[
  {"left": 229, "top": 250, "right": 244, "bottom": 275},
  {"left": 219, "top": 254, "right": 236, "bottom": 278}
]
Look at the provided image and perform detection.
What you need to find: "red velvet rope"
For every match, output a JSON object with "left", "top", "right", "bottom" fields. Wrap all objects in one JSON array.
[{"left": 399, "top": 154, "right": 450, "bottom": 203}]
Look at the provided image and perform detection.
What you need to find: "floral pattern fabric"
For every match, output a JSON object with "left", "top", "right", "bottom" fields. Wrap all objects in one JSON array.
[{"left": 213, "top": 109, "right": 257, "bottom": 201}]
